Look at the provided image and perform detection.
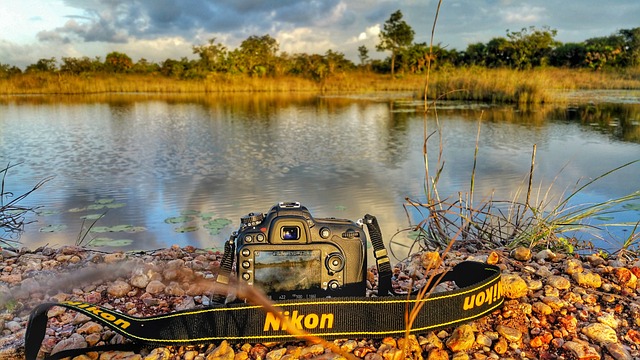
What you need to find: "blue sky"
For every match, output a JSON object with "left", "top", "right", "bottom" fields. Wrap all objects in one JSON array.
[{"left": 1, "top": 0, "right": 639, "bottom": 69}]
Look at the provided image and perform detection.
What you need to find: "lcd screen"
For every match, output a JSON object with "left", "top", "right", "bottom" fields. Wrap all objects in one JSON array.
[{"left": 254, "top": 250, "right": 322, "bottom": 293}]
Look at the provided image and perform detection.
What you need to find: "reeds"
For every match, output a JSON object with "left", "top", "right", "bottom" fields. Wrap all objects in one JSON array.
[
  {"left": 2, "top": 68, "right": 640, "bottom": 103},
  {"left": 0, "top": 163, "right": 50, "bottom": 248}
]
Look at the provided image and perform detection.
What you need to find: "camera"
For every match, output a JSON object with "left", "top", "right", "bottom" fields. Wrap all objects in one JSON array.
[{"left": 232, "top": 202, "right": 367, "bottom": 300}]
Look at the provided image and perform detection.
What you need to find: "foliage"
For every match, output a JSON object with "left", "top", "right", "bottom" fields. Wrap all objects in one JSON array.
[{"left": 376, "top": 10, "right": 415, "bottom": 76}]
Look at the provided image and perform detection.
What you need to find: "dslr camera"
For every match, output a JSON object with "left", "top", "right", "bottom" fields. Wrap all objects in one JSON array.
[{"left": 232, "top": 202, "right": 367, "bottom": 300}]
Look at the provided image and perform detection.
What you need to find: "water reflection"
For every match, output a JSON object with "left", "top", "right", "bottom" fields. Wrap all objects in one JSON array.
[{"left": 0, "top": 93, "right": 638, "bottom": 259}]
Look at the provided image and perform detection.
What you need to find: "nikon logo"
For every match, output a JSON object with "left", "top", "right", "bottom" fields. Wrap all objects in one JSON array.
[
  {"left": 463, "top": 282, "right": 502, "bottom": 311},
  {"left": 263, "top": 311, "right": 334, "bottom": 331},
  {"left": 62, "top": 301, "right": 131, "bottom": 330}
]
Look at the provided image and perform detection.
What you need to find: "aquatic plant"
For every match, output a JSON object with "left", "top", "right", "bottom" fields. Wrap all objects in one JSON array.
[{"left": 0, "top": 163, "right": 49, "bottom": 248}]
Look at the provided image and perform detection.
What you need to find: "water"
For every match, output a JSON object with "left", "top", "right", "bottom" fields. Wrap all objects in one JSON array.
[{"left": 1, "top": 93, "right": 639, "bottom": 259}]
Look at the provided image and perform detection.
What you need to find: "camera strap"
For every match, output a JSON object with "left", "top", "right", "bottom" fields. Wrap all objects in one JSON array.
[{"left": 24, "top": 215, "right": 503, "bottom": 360}]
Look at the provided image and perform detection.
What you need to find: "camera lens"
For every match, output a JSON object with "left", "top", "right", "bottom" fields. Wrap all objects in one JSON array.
[{"left": 281, "top": 226, "right": 300, "bottom": 240}]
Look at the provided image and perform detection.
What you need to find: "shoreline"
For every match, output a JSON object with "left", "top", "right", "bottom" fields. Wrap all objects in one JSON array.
[{"left": 1, "top": 244, "right": 639, "bottom": 359}]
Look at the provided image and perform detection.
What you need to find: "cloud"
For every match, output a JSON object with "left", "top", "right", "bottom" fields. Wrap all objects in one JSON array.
[
  {"left": 499, "top": 5, "right": 545, "bottom": 23},
  {"left": 358, "top": 24, "right": 381, "bottom": 41}
]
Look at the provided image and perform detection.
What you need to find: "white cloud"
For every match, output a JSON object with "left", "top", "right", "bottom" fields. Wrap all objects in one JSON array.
[
  {"left": 500, "top": 5, "right": 545, "bottom": 23},
  {"left": 358, "top": 24, "right": 381, "bottom": 41},
  {"left": 277, "top": 27, "right": 334, "bottom": 55}
]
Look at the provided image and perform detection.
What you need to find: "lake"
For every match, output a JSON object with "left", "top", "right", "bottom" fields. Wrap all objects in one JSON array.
[{"left": 1, "top": 92, "right": 639, "bottom": 260}]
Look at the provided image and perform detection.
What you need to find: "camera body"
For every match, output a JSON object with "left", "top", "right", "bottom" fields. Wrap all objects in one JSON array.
[{"left": 234, "top": 202, "right": 367, "bottom": 300}]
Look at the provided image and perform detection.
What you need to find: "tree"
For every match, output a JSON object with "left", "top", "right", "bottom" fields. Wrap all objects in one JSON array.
[
  {"left": 619, "top": 27, "right": 640, "bottom": 67},
  {"left": 549, "top": 43, "right": 587, "bottom": 68},
  {"left": 26, "top": 58, "right": 57, "bottom": 72},
  {"left": 105, "top": 52, "right": 133, "bottom": 73},
  {"left": 505, "top": 26, "right": 558, "bottom": 69},
  {"left": 358, "top": 45, "right": 370, "bottom": 66},
  {"left": 236, "top": 34, "right": 279, "bottom": 76},
  {"left": 376, "top": 10, "right": 415, "bottom": 76},
  {"left": 193, "top": 38, "right": 229, "bottom": 72}
]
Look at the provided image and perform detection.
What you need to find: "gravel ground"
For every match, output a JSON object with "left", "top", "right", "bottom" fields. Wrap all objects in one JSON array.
[{"left": 1, "top": 244, "right": 639, "bottom": 360}]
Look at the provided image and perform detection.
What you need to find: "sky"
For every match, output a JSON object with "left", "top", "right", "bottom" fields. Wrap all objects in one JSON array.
[{"left": 1, "top": 0, "right": 639, "bottom": 70}]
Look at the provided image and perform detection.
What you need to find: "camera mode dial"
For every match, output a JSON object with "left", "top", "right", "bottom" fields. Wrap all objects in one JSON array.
[{"left": 241, "top": 212, "right": 264, "bottom": 227}]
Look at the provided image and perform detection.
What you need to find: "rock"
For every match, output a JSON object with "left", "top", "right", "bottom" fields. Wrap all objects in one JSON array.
[
  {"left": 426, "top": 348, "right": 449, "bottom": 360},
  {"left": 421, "top": 252, "right": 441, "bottom": 269},
  {"left": 572, "top": 271, "right": 602, "bottom": 288},
  {"left": 597, "top": 312, "right": 619, "bottom": 329},
  {"left": 51, "top": 333, "right": 87, "bottom": 355},
  {"left": 582, "top": 323, "right": 618, "bottom": 344},
  {"left": 547, "top": 275, "right": 571, "bottom": 290},
  {"left": 501, "top": 273, "right": 528, "bottom": 299},
  {"left": 534, "top": 249, "right": 556, "bottom": 261},
  {"left": 511, "top": 247, "right": 531, "bottom": 261},
  {"left": 266, "top": 348, "right": 286, "bottom": 360},
  {"left": 445, "top": 324, "right": 475, "bottom": 352},
  {"left": 104, "top": 252, "right": 126, "bottom": 263},
  {"left": 77, "top": 321, "right": 103, "bottom": 334},
  {"left": 206, "top": 340, "right": 234, "bottom": 360},
  {"left": 563, "top": 340, "right": 600, "bottom": 360},
  {"left": 613, "top": 267, "right": 637, "bottom": 289},
  {"left": 496, "top": 324, "right": 522, "bottom": 342},
  {"left": 107, "top": 280, "right": 132, "bottom": 297},
  {"left": 532, "top": 301, "right": 553, "bottom": 316},
  {"left": 131, "top": 273, "right": 150, "bottom": 288},
  {"left": 565, "top": 259, "right": 583, "bottom": 275},
  {"left": 604, "top": 342, "right": 633, "bottom": 360},
  {"left": 145, "top": 280, "right": 166, "bottom": 295},
  {"left": 143, "top": 347, "right": 171, "bottom": 360}
]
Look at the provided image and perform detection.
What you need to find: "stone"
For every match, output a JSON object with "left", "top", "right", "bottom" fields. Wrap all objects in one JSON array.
[
  {"left": 145, "top": 280, "right": 166, "bottom": 295},
  {"left": 446, "top": 324, "right": 475, "bottom": 352},
  {"left": 144, "top": 347, "right": 171, "bottom": 360},
  {"left": 511, "top": 247, "right": 531, "bottom": 261},
  {"left": 206, "top": 340, "right": 234, "bottom": 360},
  {"left": 532, "top": 301, "right": 553, "bottom": 316},
  {"left": 565, "top": 259, "right": 583, "bottom": 275},
  {"left": 426, "top": 348, "right": 449, "bottom": 360},
  {"left": 604, "top": 342, "right": 633, "bottom": 360},
  {"left": 107, "top": 280, "right": 132, "bottom": 297},
  {"left": 496, "top": 324, "right": 522, "bottom": 342},
  {"left": 563, "top": 340, "right": 600, "bottom": 360},
  {"left": 131, "top": 273, "right": 150, "bottom": 288},
  {"left": 51, "top": 333, "right": 87, "bottom": 355},
  {"left": 547, "top": 275, "right": 571, "bottom": 290},
  {"left": 581, "top": 323, "right": 618, "bottom": 344},
  {"left": 265, "top": 348, "right": 286, "bottom": 360},
  {"left": 572, "top": 271, "right": 602, "bottom": 288},
  {"left": 501, "top": 273, "right": 528, "bottom": 299}
]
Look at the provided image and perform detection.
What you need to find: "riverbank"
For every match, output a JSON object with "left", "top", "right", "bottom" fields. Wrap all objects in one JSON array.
[
  {"left": 1, "top": 244, "right": 639, "bottom": 359},
  {"left": 2, "top": 67, "right": 640, "bottom": 104}
]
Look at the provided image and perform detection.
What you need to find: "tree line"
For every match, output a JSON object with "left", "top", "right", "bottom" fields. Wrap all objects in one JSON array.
[{"left": 1, "top": 10, "right": 639, "bottom": 81}]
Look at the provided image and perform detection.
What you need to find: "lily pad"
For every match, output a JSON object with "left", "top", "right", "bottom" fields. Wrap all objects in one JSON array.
[
  {"left": 89, "top": 225, "right": 145, "bottom": 233},
  {"left": 36, "top": 209, "right": 59, "bottom": 216},
  {"left": 199, "top": 212, "right": 217, "bottom": 220},
  {"left": 40, "top": 224, "right": 67, "bottom": 233},
  {"left": 204, "top": 218, "right": 232, "bottom": 235},
  {"left": 595, "top": 216, "right": 615, "bottom": 221},
  {"left": 87, "top": 202, "right": 125, "bottom": 210},
  {"left": 623, "top": 203, "right": 640, "bottom": 211},
  {"left": 95, "top": 198, "right": 115, "bottom": 205},
  {"left": 175, "top": 225, "right": 199, "bottom": 233},
  {"left": 165, "top": 216, "right": 195, "bottom": 224},
  {"left": 68, "top": 207, "right": 88, "bottom": 213},
  {"left": 80, "top": 214, "right": 105, "bottom": 220},
  {"left": 88, "top": 237, "right": 134, "bottom": 247},
  {"left": 335, "top": 205, "right": 347, "bottom": 211}
]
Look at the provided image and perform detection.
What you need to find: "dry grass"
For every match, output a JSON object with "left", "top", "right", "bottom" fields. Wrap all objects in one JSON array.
[{"left": 2, "top": 68, "right": 639, "bottom": 103}]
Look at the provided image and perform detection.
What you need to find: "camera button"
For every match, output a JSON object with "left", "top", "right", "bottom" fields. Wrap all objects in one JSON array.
[
  {"left": 325, "top": 253, "right": 345, "bottom": 272},
  {"left": 327, "top": 280, "right": 340, "bottom": 290},
  {"left": 244, "top": 235, "right": 253, "bottom": 243},
  {"left": 242, "top": 273, "right": 251, "bottom": 281},
  {"left": 242, "top": 261, "right": 251, "bottom": 269},
  {"left": 241, "top": 249, "right": 250, "bottom": 257},
  {"left": 256, "top": 233, "right": 265, "bottom": 242},
  {"left": 319, "top": 227, "right": 331, "bottom": 239}
]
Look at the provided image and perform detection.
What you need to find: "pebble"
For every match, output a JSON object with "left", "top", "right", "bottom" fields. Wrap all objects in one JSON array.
[{"left": 1, "top": 245, "right": 639, "bottom": 360}]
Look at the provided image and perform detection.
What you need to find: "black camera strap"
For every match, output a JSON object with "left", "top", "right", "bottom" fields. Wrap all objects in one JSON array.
[{"left": 25, "top": 215, "right": 503, "bottom": 360}]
